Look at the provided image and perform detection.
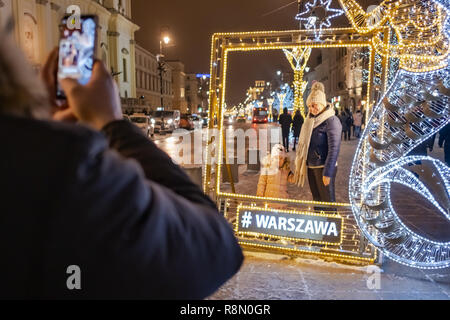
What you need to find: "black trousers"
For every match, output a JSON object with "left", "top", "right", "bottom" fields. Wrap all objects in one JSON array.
[
  {"left": 342, "top": 129, "right": 350, "bottom": 141},
  {"left": 282, "top": 129, "right": 290, "bottom": 151},
  {"left": 293, "top": 136, "right": 299, "bottom": 151},
  {"left": 307, "top": 167, "right": 337, "bottom": 212}
]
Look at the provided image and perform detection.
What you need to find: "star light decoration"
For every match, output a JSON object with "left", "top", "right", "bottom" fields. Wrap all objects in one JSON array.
[{"left": 295, "top": 0, "right": 345, "bottom": 41}]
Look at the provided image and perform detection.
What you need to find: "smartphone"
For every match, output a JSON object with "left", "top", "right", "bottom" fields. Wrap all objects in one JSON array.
[{"left": 56, "top": 15, "right": 98, "bottom": 100}]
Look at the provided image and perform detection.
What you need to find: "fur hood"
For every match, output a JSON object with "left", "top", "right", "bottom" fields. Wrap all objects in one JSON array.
[{"left": 0, "top": 31, "right": 49, "bottom": 119}]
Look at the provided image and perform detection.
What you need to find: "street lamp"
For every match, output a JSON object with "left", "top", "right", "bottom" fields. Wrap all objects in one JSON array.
[
  {"left": 160, "top": 36, "right": 171, "bottom": 54},
  {"left": 158, "top": 31, "right": 171, "bottom": 111}
]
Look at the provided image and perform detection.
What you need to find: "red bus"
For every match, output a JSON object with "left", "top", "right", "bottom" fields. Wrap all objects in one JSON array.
[{"left": 252, "top": 107, "right": 268, "bottom": 124}]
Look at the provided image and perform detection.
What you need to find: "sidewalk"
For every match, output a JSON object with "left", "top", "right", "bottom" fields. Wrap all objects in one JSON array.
[{"left": 208, "top": 251, "right": 450, "bottom": 300}]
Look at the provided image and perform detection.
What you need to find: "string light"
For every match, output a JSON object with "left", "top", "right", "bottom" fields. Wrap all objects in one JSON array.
[
  {"left": 296, "top": 0, "right": 345, "bottom": 41},
  {"left": 283, "top": 48, "right": 312, "bottom": 116},
  {"left": 349, "top": 64, "right": 450, "bottom": 269},
  {"left": 338, "top": 0, "right": 450, "bottom": 72}
]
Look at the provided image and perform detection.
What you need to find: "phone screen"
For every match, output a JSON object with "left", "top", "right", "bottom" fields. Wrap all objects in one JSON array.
[{"left": 57, "top": 16, "right": 97, "bottom": 99}]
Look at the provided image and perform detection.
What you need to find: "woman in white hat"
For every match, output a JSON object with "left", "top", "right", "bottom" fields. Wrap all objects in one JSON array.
[{"left": 293, "top": 82, "right": 342, "bottom": 211}]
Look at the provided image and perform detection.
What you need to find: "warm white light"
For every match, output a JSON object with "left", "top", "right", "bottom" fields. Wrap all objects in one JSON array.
[{"left": 163, "top": 36, "right": 171, "bottom": 45}]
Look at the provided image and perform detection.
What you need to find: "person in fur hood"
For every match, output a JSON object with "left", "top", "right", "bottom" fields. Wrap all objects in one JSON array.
[
  {"left": 0, "top": 23, "right": 243, "bottom": 299},
  {"left": 257, "top": 144, "right": 295, "bottom": 200},
  {"left": 293, "top": 82, "right": 342, "bottom": 211}
]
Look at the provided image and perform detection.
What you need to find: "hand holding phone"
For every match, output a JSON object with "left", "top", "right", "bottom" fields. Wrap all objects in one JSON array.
[
  {"left": 56, "top": 15, "right": 98, "bottom": 100},
  {"left": 58, "top": 61, "right": 122, "bottom": 129}
]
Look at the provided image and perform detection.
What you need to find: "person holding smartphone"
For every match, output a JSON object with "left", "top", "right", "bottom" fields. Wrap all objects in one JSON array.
[{"left": 0, "top": 20, "right": 243, "bottom": 299}]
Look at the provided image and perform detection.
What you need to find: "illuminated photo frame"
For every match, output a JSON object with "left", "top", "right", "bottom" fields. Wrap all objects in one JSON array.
[
  {"left": 202, "top": 27, "right": 393, "bottom": 265},
  {"left": 205, "top": 27, "right": 389, "bottom": 208}
]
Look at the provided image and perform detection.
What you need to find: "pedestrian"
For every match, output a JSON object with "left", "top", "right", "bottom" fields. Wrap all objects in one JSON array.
[
  {"left": 439, "top": 123, "right": 450, "bottom": 166},
  {"left": 272, "top": 108, "right": 279, "bottom": 122},
  {"left": 0, "top": 33, "right": 243, "bottom": 299},
  {"left": 353, "top": 110, "right": 363, "bottom": 138},
  {"left": 346, "top": 108, "right": 354, "bottom": 137},
  {"left": 279, "top": 107, "right": 293, "bottom": 152},
  {"left": 293, "top": 82, "right": 342, "bottom": 212},
  {"left": 292, "top": 110, "right": 304, "bottom": 151},
  {"left": 339, "top": 110, "right": 351, "bottom": 141}
]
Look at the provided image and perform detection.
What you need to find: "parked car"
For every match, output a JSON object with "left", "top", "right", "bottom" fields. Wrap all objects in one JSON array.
[
  {"left": 130, "top": 114, "right": 154, "bottom": 138},
  {"left": 224, "top": 115, "right": 234, "bottom": 125},
  {"left": 153, "top": 110, "right": 181, "bottom": 134},
  {"left": 200, "top": 112, "right": 209, "bottom": 127},
  {"left": 180, "top": 114, "right": 195, "bottom": 130},
  {"left": 191, "top": 114, "right": 203, "bottom": 130},
  {"left": 237, "top": 115, "right": 246, "bottom": 123}
]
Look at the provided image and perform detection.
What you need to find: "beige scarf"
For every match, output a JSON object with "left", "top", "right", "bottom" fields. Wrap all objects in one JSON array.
[{"left": 294, "top": 107, "right": 336, "bottom": 187}]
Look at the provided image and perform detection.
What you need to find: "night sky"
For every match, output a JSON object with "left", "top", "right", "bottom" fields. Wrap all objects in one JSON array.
[{"left": 132, "top": 0, "right": 378, "bottom": 105}]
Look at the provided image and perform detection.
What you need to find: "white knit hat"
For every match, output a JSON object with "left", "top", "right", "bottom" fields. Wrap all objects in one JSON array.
[{"left": 306, "top": 82, "right": 327, "bottom": 109}]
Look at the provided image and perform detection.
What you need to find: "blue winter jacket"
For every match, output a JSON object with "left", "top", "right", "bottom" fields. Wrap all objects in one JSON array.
[{"left": 307, "top": 115, "right": 342, "bottom": 177}]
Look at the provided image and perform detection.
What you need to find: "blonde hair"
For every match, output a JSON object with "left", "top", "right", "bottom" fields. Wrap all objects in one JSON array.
[{"left": 0, "top": 32, "right": 49, "bottom": 119}]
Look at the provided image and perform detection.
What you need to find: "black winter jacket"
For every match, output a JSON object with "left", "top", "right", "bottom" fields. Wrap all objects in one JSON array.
[
  {"left": 0, "top": 114, "right": 243, "bottom": 299},
  {"left": 307, "top": 115, "right": 342, "bottom": 177},
  {"left": 292, "top": 114, "right": 304, "bottom": 137},
  {"left": 278, "top": 113, "right": 292, "bottom": 132}
]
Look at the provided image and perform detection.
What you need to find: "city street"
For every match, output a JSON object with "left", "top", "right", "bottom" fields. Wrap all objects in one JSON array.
[
  {"left": 154, "top": 120, "right": 450, "bottom": 300},
  {"left": 2, "top": 0, "right": 449, "bottom": 302}
]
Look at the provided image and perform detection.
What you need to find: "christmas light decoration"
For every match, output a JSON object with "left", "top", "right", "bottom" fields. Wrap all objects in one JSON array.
[
  {"left": 344, "top": 0, "right": 450, "bottom": 269},
  {"left": 351, "top": 47, "right": 370, "bottom": 84},
  {"left": 338, "top": 0, "right": 450, "bottom": 72},
  {"left": 283, "top": 47, "right": 312, "bottom": 116},
  {"left": 349, "top": 65, "right": 450, "bottom": 269},
  {"left": 273, "top": 84, "right": 294, "bottom": 114},
  {"left": 204, "top": 31, "right": 377, "bottom": 264},
  {"left": 296, "top": 0, "right": 345, "bottom": 41}
]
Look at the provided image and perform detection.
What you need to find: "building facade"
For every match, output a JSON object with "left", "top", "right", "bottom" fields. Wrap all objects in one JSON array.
[
  {"left": 185, "top": 73, "right": 211, "bottom": 114},
  {"left": 135, "top": 44, "right": 173, "bottom": 111},
  {"left": 247, "top": 80, "right": 267, "bottom": 101},
  {"left": 197, "top": 75, "right": 210, "bottom": 113},
  {"left": 0, "top": 0, "right": 139, "bottom": 99},
  {"left": 185, "top": 74, "right": 199, "bottom": 114},
  {"left": 166, "top": 60, "right": 187, "bottom": 113},
  {"left": 304, "top": 46, "right": 367, "bottom": 113}
]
